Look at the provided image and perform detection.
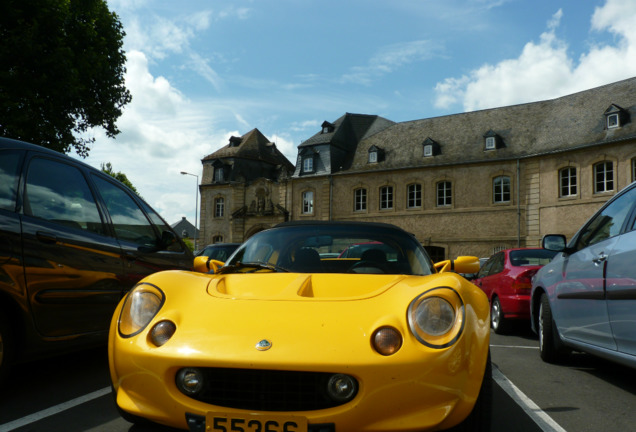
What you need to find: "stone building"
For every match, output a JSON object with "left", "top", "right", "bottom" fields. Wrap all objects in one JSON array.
[
  {"left": 199, "top": 77, "right": 636, "bottom": 260},
  {"left": 198, "top": 128, "right": 295, "bottom": 246}
]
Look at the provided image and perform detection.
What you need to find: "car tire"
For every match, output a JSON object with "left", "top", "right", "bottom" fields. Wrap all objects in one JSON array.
[
  {"left": 0, "top": 310, "right": 14, "bottom": 385},
  {"left": 538, "top": 293, "right": 568, "bottom": 363},
  {"left": 445, "top": 350, "right": 492, "bottom": 432},
  {"left": 490, "top": 296, "right": 508, "bottom": 334}
]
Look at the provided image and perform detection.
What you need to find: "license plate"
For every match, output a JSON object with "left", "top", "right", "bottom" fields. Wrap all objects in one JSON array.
[{"left": 206, "top": 412, "right": 308, "bottom": 432}]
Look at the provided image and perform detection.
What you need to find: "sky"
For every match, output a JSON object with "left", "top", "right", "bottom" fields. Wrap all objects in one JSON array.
[{"left": 72, "top": 0, "right": 636, "bottom": 228}]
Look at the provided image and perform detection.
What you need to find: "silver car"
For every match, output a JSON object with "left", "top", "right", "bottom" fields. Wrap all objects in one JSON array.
[{"left": 531, "top": 181, "right": 636, "bottom": 368}]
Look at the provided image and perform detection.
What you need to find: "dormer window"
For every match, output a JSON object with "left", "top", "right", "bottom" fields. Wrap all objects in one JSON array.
[
  {"left": 607, "top": 113, "right": 619, "bottom": 129},
  {"left": 422, "top": 138, "right": 440, "bottom": 157},
  {"left": 212, "top": 160, "right": 226, "bottom": 182},
  {"left": 303, "top": 157, "right": 314, "bottom": 173},
  {"left": 229, "top": 136, "right": 242, "bottom": 147},
  {"left": 483, "top": 130, "right": 503, "bottom": 151},
  {"left": 368, "top": 145, "right": 384, "bottom": 163},
  {"left": 214, "top": 167, "right": 224, "bottom": 182},
  {"left": 604, "top": 104, "right": 630, "bottom": 129},
  {"left": 321, "top": 121, "right": 335, "bottom": 134}
]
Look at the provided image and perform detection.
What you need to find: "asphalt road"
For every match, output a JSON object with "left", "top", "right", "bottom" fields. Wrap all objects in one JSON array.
[{"left": 1, "top": 325, "right": 634, "bottom": 432}]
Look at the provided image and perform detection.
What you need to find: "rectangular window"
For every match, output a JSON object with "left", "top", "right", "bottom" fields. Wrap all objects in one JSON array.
[
  {"left": 354, "top": 188, "right": 367, "bottom": 212},
  {"left": 302, "top": 191, "right": 314, "bottom": 214},
  {"left": 423, "top": 145, "right": 433, "bottom": 157},
  {"left": 485, "top": 137, "right": 496, "bottom": 150},
  {"left": 594, "top": 162, "right": 614, "bottom": 193},
  {"left": 559, "top": 167, "right": 577, "bottom": 197},
  {"left": 407, "top": 184, "right": 422, "bottom": 208},
  {"left": 368, "top": 152, "right": 378, "bottom": 163},
  {"left": 436, "top": 181, "right": 452, "bottom": 207},
  {"left": 303, "top": 157, "right": 313, "bottom": 173},
  {"left": 493, "top": 176, "right": 511, "bottom": 203},
  {"left": 607, "top": 113, "right": 619, "bottom": 129},
  {"left": 215, "top": 197, "right": 224, "bottom": 217},
  {"left": 380, "top": 186, "right": 393, "bottom": 210},
  {"left": 214, "top": 167, "right": 224, "bottom": 182}
]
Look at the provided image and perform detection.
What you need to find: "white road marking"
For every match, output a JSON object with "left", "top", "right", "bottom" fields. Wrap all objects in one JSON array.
[
  {"left": 491, "top": 344, "right": 539, "bottom": 349},
  {"left": 0, "top": 365, "right": 564, "bottom": 432},
  {"left": 493, "top": 367, "right": 568, "bottom": 432},
  {"left": 0, "top": 387, "right": 110, "bottom": 432}
]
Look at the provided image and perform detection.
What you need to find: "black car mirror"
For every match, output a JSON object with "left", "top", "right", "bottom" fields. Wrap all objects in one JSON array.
[{"left": 542, "top": 234, "right": 567, "bottom": 252}]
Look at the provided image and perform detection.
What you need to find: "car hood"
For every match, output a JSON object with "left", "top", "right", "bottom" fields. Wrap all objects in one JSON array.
[{"left": 206, "top": 273, "right": 407, "bottom": 301}]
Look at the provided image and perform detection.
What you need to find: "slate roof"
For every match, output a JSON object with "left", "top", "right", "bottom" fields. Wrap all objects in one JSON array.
[
  {"left": 202, "top": 128, "right": 294, "bottom": 170},
  {"left": 342, "top": 77, "right": 636, "bottom": 172},
  {"left": 294, "top": 113, "right": 396, "bottom": 177}
]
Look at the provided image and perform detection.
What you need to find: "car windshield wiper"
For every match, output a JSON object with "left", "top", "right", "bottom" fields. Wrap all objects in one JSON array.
[{"left": 216, "top": 261, "right": 289, "bottom": 274}]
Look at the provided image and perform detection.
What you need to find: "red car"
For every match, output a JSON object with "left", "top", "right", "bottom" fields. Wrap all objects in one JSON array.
[{"left": 473, "top": 248, "right": 557, "bottom": 333}]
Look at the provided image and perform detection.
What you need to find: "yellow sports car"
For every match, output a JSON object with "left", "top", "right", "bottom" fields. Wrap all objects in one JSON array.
[{"left": 109, "top": 221, "right": 491, "bottom": 432}]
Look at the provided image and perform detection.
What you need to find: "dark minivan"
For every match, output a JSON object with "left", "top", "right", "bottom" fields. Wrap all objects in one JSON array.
[{"left": 0, "top": 137, "right": 193, "bottom": 382}]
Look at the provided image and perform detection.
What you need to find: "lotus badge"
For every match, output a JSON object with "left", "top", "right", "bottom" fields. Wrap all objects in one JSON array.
[{"left": 256, "top": 339, "right": 272, "bottom": 351}]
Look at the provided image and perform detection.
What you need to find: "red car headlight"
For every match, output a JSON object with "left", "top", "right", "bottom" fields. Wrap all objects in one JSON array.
[
  {"left": 407, "top": 287, "right": 465, "bottom": 348},
  {"left": 118, "top": 283, "right": 165, "bottom": 337}
]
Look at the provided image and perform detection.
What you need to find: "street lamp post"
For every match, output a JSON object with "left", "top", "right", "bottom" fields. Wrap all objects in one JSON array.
[{"left": 180, "top": 171, "right": 199, "bottom": 251}]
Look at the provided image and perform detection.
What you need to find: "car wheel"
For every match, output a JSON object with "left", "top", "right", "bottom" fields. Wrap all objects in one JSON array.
[
  {"left": 0, "top": 311, "right": 14, "bottom": 385},
  {"left": 444, "top": 350, "right": 492, "bottom": 432},
  {"left": 490, "top": 297, "right": 508, "bottom": 334},
  {"left": 538, "top": 293, "right": 568, "bottom": 363}
]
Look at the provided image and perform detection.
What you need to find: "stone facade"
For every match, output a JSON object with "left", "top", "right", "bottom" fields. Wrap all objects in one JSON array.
[
  {"left": 199, "top": 78, "right": 636, "bottom": 261},
  {"left": 199, "top": 129, "right": 294, "bottom": 246}
]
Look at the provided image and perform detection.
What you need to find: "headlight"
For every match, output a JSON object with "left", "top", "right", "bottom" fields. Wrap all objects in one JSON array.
[
  {"left": 119, "top": 283, "right": 165, "bottom": 337},
  {"left": 407, "top": 287, "right": 465, "bottom": 348}
]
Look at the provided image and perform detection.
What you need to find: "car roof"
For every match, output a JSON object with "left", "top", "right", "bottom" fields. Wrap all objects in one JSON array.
[{"left": 0, "top": 136, "right": 98, "bottom": 172}]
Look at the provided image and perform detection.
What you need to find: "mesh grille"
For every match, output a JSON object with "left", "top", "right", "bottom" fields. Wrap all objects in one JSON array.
[{"left": 178, "top": 368, "right": 357, "bottom": 411}]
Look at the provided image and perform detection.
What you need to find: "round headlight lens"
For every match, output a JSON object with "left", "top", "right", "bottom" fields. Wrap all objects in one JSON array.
[
  {"left": 413, "top": 297, "right": 455, "bottom": 336},
  {"left": 372, "top": 327, "right": 402, "bottom": 356},
  {"left": 326, "top": 374, "right": 358, "bottom": 403},
  {"left": 176, "top": 368, "right": 204, "bottom": 396},
  {"left": 150, "top": 320, "right": 176, "bottom": 347},
  {"left": 408, "top": 288, "right": 465, "bottom": 348},
  {"left": 119, "top": 283, "right": 164, "bottom": 337}
]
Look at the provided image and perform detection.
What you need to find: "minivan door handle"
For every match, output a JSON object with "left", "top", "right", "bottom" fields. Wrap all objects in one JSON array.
[
  {"left": 36, "top": 231, "right": 58, "bottom": 244},
  {"left": 592, "top": 252, "right": 608, "bottom": 266}
]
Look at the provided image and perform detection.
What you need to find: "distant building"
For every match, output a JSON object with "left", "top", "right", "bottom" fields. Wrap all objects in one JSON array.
[
  {"left": 171, "top": 216, "right": 198, "bottom": 241},
  {"left": 198, "top": 77, "right": 636, "bottom": 260},
  {"left": 199, "top": 129, "right": 295, "bottom": 245}
]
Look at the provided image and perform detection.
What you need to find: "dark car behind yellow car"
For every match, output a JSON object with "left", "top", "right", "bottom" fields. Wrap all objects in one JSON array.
[{"left": 0, "top": 137, "right": 193, "bottom": 384}]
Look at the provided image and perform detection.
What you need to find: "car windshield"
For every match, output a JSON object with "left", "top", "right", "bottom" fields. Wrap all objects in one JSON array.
[
  {"left": 509, "top": 249, "right": 557, "bottom": 266},
  {"left": 224, "top": 223, "right": 435, "bottom": 275}
]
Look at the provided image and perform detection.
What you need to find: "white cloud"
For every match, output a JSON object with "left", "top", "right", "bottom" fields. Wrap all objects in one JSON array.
[
  {"left": 342, "top": 40, "right": 440, "bottom": 85},
  {"left": 77, "top": 51, "right": 228, "bottom": 225},
  {"left": 434, "top": 1, "right": 636, "bottom": 112}
]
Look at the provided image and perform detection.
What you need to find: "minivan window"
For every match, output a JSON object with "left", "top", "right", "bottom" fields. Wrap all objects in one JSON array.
[
  {"left": 24, "top": 157, "right": 105, "bottom": 234},
  {"left": 0, "top": 150, "right": 22, "bottom": 211},
  {"left": 139, "top": 200, "right": 184, "bottom": 252},
  {"left": 92, "top": 175, "right": 158, "bottom": 247},
  {"left": 575, "top": 186, "right": 636, "bottom": 250}
]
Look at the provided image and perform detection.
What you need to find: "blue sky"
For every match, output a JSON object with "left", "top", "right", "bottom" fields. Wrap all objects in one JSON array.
[{"left": 74, "top": 0, "right": 636, "bottom": 227}]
